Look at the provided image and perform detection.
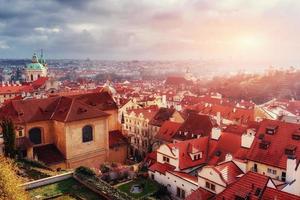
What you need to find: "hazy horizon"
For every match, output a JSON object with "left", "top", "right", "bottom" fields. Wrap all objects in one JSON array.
[{"left": 1, "top": 0, "right": 300, "bottom": 67}]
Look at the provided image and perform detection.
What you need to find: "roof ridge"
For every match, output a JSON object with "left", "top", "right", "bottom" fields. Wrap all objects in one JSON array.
[
  {"left": 64, "top": 97, "right": 75, "bottom": 122},
  {"left": 50, "top": 96, "right": 63, "bottom": 120}
]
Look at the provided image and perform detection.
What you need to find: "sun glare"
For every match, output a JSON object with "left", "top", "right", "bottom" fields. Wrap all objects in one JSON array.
[{"left": 237, "top": 35, "right": 263, "bottom": 49}]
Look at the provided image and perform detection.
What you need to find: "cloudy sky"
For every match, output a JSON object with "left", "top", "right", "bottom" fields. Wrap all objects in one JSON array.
[{"left": 0, "top": 0, "right": 300, "bottom": 64}]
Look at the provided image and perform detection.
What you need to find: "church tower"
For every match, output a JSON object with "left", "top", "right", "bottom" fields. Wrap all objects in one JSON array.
[{"left": 25, "top": 50, "right": 48, "bottom": 82}]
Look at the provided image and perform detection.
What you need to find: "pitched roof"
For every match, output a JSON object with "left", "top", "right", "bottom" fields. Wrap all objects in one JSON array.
[
  {"left": 149, "top": 162, "right": 175, "bottom": 175},
  {"left": 173, "top": 113, "right": 213, "bottom": 140},
  {"left": 216, "top": 171, "right": 300, "bottom": 200},
  {"left": 247, "top": 119, "right": 300, "bottom": 169},
  {"left": 148, "top": 107, "right": 176, "bottom": 127},
  {"left": 214, "top": 161, "right": 244, "bottom": 185},
  {"left": 215, "top": 172, "right": 270, "bottom": 200},
  {"left": 167, "top": 137, "right": 209, "bottom": 170},
  {"left": 262, "top": 187, "right": 300, "bottom": 200},
  {"left": 0, "top": 92, "right": 114, "bottom": 123},
  {"left": 185, "top": 187, "right": 214, "bottom": 200},
  {"left": 127, "top": 107, "right": 158, "bottom": 121},
  {"left": 188, "top": 103, "right": 254, "bottom": 124},
  {"left": 155, "top": 121, "right": 182, "bottom": 143},
  {"left": 0, "top": 84, "right": 34, "bottom": 94},
  {"left": 208, "top": 131, "right": 249, "bottom": 165},
  {"left": 69, "top": 91, "right": 118, "bottom": 111}
]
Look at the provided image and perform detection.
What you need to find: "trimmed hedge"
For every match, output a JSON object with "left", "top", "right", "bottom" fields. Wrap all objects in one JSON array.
[
  {"left": 18, "top": 158, "right": 51, "bottom": 170},
  {"left": 75, "top": 166, "right": 96, "bottom": 177}
]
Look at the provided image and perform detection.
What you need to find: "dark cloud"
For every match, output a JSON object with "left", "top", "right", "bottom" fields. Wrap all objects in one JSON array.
[{"left": 0, "top": 0, "right": 300, "bottom": 63}]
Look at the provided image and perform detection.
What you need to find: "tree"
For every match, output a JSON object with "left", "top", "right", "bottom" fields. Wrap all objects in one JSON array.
[
  {"left": 0, "top": 156, "right": 29, "bottom": 200},
  {"left": 1, "top": 118, "right": 16, "bottom": 158}
]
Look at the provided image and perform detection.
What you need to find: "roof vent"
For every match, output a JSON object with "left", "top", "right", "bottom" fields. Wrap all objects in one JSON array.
[
  {"left": 265, "top": 125, "right": 278, "bottom": 135},
  {"left": 254, "top": 188, "right": 262, "bottom": 197},
  {"left": 258, "top": 134, "right": 264, "bottom": 140},
  {"left": 259, "top": 140, "right": 271, "bottom": 150},
  {"left": 215, "top": 150, "right": 221, "bottom": 157},
  {"left": 292, "top": 132, "right": 300, "bottom": 141},
  {"left": 285, "top": 145, "right": 297, "bottom": 156}
]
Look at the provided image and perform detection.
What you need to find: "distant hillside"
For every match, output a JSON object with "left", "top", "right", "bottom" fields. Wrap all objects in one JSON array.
[{"left": 205, "top": 69, "right": 300, "bottom": 104}]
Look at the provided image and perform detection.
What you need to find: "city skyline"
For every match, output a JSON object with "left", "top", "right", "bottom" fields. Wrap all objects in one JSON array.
[{"left": 0, "top": 0, "right": 300, "bottom": 66}]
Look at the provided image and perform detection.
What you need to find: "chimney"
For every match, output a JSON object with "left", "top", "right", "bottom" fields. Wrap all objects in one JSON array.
[
  {"left": 233, "top": 108, "right": 237, "bottom": 113},
  {"left": 225, "top": 153, "right": 233, "bottom": 161},
  {"left": 211, "top": 127, "right": 221, "bottom": 140},
  {"left": 241, "top": 129, "right": 255, "bottom": 148},
  {"left": 216, "top": 112, "right": 221, "bottom": 125}
]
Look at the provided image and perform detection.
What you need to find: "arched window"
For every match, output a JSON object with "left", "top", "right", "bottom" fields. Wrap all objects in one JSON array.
[
  {"left": 82, "top": 125, "right": 93, "bottom": 143},
  {"left": 31, "top": 74, "right": 34, "bottom": 81},
  {"left": 29, "top": 127, "right": 42, "bottom": 144}
]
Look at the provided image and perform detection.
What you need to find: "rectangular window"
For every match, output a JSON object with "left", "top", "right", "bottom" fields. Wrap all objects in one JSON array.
[
  {"left": 205, "top": 182, "right": 210, "bottom": 189},
  {"left": 211, "top": 184, "right": 216, "bottom": 191},
  {"left": 163, "top": 156, "right": 170, "bottom": 163},
  {"left": 18, "top": 130, "right": 22, "bottom": 137},
  {"left": 176, "top": 187, "right": 185, "bottom": 198},
  {"left": 205, "top": 181, "right": 216, "bottom": 191}
]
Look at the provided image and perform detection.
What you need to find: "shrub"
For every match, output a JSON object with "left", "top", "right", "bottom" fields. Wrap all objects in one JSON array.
[
  {"left": 75, "top": 166, "right": 96, "bottom": 177},
  {"left": 18, "top": 158, "right": 50, "bottom": 170},
  {"left": 100, "top": 164, "right": 110, "bottom": 173},
  {"left": 0, "top": 156, "right": 30, "bottom": 200}
]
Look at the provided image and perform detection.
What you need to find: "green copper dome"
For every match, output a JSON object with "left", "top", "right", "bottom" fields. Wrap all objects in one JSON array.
[
  {"left": 26, "top": 52, "right": 47, "bottom": 70},
  {"left": 26, "top": 62, "right": 46, "bottom": 70}
]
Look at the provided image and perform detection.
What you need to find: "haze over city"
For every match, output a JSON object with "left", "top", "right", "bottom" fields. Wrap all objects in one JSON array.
[{"left": 0, "top": 0, "right": 300, "bottom": 68}]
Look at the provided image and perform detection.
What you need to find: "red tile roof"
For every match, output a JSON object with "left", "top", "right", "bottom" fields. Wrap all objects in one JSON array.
[
  {"left": 149, "top": 107, "right": 176, "bottom": 127},
  {"left": 208, "top": 131, "right": 249, "bottom": 165},
  {"left": 31, "top": 77, "right": 49, "bottom": 89},
  {"left": 169, "top": 171, "right": 198, "bottom": 183},
  {"left": 155, "top": 121, "right": 182, "bottom": 143},
  {"left": 214, "top": 161, "right": 244, "bottom": 185},
  {"left": 0, "top": 85, "right": 34, "bottom": 94},
  {"left": 185, "top": 187, "right": 214, "bottom": 200},
  {"left": 215, "top": 172, "right": 271, "bottom": 200},
  {"left": 173, "top": 113, "right": 214, "bottom": 140},
  {"left": 167, "top": 137, "right": 209, "bottom": 170},
  {"left": 149, "top": 162, "right": 175, "bottom": 175},
  {"left": 247, "top": 119, "right": 300, "bottom": 169},
  {"left": 127, "top": 107, "right": 158, "bottom": 121},
  {"left": 0, "top": 92, "right": 114, "bottom": 123},
  {"left": 187, "top": 103, "right": 254, "bottom": 124},
  {"left": 262, "top": 187, "right": 300, "bottom": 200},
  {"left": 216, "top": 171, "right": 300, "bottom": 200}
]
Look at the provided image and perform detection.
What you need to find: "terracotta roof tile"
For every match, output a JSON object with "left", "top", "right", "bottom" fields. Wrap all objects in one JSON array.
[{"left": 247, "top": 119, "right": 300, "bottom": 169}]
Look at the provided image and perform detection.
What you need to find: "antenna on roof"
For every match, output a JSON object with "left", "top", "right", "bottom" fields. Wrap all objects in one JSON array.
[{"left": 40, "top": 49, "right": 43, "bottom": 58}]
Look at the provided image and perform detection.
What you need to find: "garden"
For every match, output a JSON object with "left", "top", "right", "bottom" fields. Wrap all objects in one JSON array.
[
  {"left": 117, "top": 178, "right": 160, "bottom": 199},
  {"left": 29, "top": 178, "right": 105, "bottom": 200}
]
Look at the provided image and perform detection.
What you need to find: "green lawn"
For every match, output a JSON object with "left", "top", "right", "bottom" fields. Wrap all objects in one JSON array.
[
  {"left": 29, "top": 178, "right": 105, "bottom": 200},
  {"left": 117, "top": 178, "right": 159, "bottom": 199}
]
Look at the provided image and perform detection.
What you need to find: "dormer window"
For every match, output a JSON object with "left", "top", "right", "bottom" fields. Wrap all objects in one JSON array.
[
  {"left": 265, "top": 125, "right": 278, "bottom": 135},
  {"left": 259, "top": 140, "right": 271, "bottom": 149},
  {"left": 292, "top": 132, "right": 300, "bottom": 140},
  {"left": 193, "top": 154, "right": 201, "bottom": 160},
  {"left": 163, "top": 156, "right": 170, "bottom": 163},
  {"left": 285, "top": 145, "right": 297, "bottom": 156}
]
